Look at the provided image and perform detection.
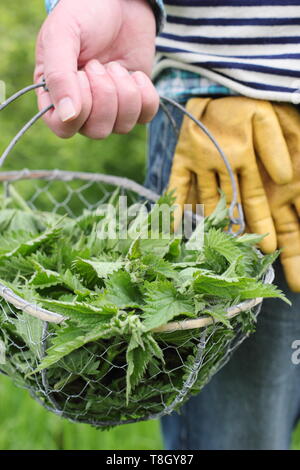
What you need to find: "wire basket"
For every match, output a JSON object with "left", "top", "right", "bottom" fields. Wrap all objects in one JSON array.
[{"left": 0, "top": 84, "right": 274, "bottom": 428}]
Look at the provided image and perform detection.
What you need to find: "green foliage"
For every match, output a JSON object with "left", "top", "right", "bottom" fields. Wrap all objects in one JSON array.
[
  {"left": 0, "top": 194, "right": 287, "bottom": 427},
  {"left": 0, "top": 375, "right": 162, "bottom": 450},
  {"left": 141, "top": 280, "right": 196, "bottom": 331}
]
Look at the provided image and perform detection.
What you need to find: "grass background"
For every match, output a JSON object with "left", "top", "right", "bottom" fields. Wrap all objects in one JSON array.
[
  {"left": 0, "top": 2, "right": 299, "bottom": 451},
  {"left": 0, "top": 2, "right": 161, "bottom": 451}
]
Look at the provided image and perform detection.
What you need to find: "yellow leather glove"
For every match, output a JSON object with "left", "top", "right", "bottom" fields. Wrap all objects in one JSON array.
[
  {"left": 168, "top": 97, "right": 293, "bottom": 253},
  {"left": 260, "top": 103, "right": 300, "bottom": 292}
]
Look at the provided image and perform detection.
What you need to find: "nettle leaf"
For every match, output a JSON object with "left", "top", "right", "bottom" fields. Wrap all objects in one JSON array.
[
  {"left": 202, "top": 306, "right": 232, "bottom": 328},
  {"left": 166, "top": 237, "right": 182, "bottom": 261},
  {"left": 57, "top": 348, "right": 100, "bottom": 376},
  {"left": 61, "top": 270, "right": 91, "bottom": 297},
  {"left": 0, "top": 255, "right": 35, "bottom": 281},
  {"left": 73, "top": 258, "right": 124, "bottom": 285},
  {"left": 204, "top": 228, "right": 242, "bottom": 265},
  {"left": 29, "top": 313, "right": 142, "bottom": 376},
  {"left": 39, "top": 298, "right": 117, "bottom": 319},
  {"left": 138, "top": 237, "right": 172, "bottom": 258},
  {"left": 8, "top": 210, "right": 45, "bottom": 234},
  {"left": 236, "top": 233, "right": 266, "bottom": 246},
  {"left": 66, "top": 210, "right": 105, "bottom": 233},
  {"left": 105, "top": 270, "right": 143, "bottom": 308},
  {"left": 204, "top": 193, "right": 229, "bottom": 230},
  {"left": 0, "top": 225, "right": 61, "bottom": 259},
  {"left": 27, "top": 324, "right": 110, "bottom": 375},
  {"left": 126, "top": 333, "right": 164, "bottom": 402},
  {"left": 220, "top": 256, "right": 243, "bottom": 279},
  {"left": 14, "top": 312, "right": 43, "bottom": 359},
  {"left": 29, "top": 267, "right": 61, "bottom": 289},
  {"left": 0, "top": 209, "right": 48, "bottom": 235},
  {"left": 185, "top": 219, "right": 204, "bottom": 252},
  {"left": 175, "top": 267, "right": 207, "bottom": 292},
  {"left": 0, "top": 209, "right": 17, "bottom": 233},
  {"left": 193, "top": 273, "right": 289, "bottom": 303},
  {"left": 140, "top": 254, "right": 177, "bottom": 279},
  {"left": 0, "top": 230, "right": 34, "bottom": 255},
  {"left": 141, "top": 280, "right": 196, "bottom": 331},
  {"left": 255, "top": 251, "right": 280, "bottom": 279}
]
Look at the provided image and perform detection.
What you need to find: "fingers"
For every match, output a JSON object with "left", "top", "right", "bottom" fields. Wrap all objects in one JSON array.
[
  {"left": 131, "top": 72, "right": 160, "bottom": 124},
  {"left": 240, "top": 166, "right": 276, "bottom": 253},
  {"left": 196, "top": 171, "right": 219, "bottom": 216},
  {"left": 218, "top": 171, "right": 241, "bottom": 205},
  {"left": 253, "top": 101, "right": 293, "bottom": 184},
  {"left": 34, "top": 15, "right": 92, "bottom": 138},
  {"left": 273, "top": 102, "right": 300, "bottom": 171},
  {"left": 80, "top": 61, "right": 159, "bottom": 139},
  {"left": 185, "top": 97, "right": 212, "bottom": 121},
  {"left": 36, "top": 13, "right": 158, "bottom": 141},
  {"left": 168, "top": 163, "right": 192, "bottom": 231},
  {"left": 80, "top": 61, "right": 118, "bottom": 139},
  {"left": 106, "top": 62, "right": 142, "bottom": 134},
  {"left": 36, "top": 71, "right": 92, "bottom": 139},
  {"left": 275, "top": 205, "right": 300, "bottom": 292},
  {"left": 294, "top": 197, "right": 300, "bottom": 216},
  {"left": 186, "top": 173, "right": 199, "bottom": 214},
  {"left": 40, "top": 17, "right": 82, "bottom": 124},
  {"left": 217, "top": 171, "right": 244, "bottom": 232}
]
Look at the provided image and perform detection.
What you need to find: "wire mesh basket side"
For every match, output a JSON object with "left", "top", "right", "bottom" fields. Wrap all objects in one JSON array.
[
  {"left": 0, "top": 83, "right": 274, "bottom": 427},
  {"left": 0, "top": 288, "right": 263, "bottom": 427},
  {"left": 0, "top": 174, "right": 270, "bottom": 427}
]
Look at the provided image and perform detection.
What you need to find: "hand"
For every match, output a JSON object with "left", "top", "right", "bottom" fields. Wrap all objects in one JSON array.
[
  {"left": 168, "top": 97, "right": 293, "bottom": 253},
  {"left": 260, "top": 103, "right": 300, "bottom": 291},
  {"left": 34, "top": 0, "right": 159, "bottom": 139}
]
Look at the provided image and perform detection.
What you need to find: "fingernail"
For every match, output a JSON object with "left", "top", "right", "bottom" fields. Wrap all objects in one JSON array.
[
  {"left": 134, "top": 71, "right": 147, "bottom": 87},
  {"left": 57, "top": 97, "right": 76, "bottom": 122},
  {"left": 107, "top": 62, "right": 128, "bottom": 76},
  {"left": 87, "top": 60, "right": 106, "bottom": 75}
]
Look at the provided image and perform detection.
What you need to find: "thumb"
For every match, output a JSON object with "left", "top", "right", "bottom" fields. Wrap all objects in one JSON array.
[{"left": 41, "top": 17, "right": 82, "bottom": 123}]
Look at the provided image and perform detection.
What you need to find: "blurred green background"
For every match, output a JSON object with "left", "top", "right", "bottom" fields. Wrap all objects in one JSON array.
[
  {"left": 0, "top": 2, "right": 161, "bottom": 451},
  {"left": 0, "top": 2, "right": 299, "bottom": 451}
]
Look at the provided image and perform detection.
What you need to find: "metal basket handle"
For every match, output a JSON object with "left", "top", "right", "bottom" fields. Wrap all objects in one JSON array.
[{"left": 0, "top": 82, "right": 245, "bottom": 234}]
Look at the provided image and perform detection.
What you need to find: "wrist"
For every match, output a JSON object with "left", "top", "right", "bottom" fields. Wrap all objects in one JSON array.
[
  {"left": 45, "top": 0, "right": 165, "bottom": 34},
  {"left": 147, "top": 0, "right": 166, "bottom": 34}
]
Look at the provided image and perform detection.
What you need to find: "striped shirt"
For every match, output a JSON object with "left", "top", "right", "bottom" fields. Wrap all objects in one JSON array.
[{"left": 154, "top": 0, "right": 300, "bottom": 103}]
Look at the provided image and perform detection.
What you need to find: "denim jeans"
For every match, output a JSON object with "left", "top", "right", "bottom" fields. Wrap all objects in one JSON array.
[{"left": 145, "top": 101, "right": 300, "bottom": 450}]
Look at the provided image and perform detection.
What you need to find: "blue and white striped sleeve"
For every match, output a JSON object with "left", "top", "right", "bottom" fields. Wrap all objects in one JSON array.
[
  {"left": 45, "top": 0, "right": 165, "bottom": 34},
  {"left": 45, "top": 0, "right": 59, "bottom": 13},
  {"left": 149, "top": 0, "right": 166, "bottom": 33}
]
